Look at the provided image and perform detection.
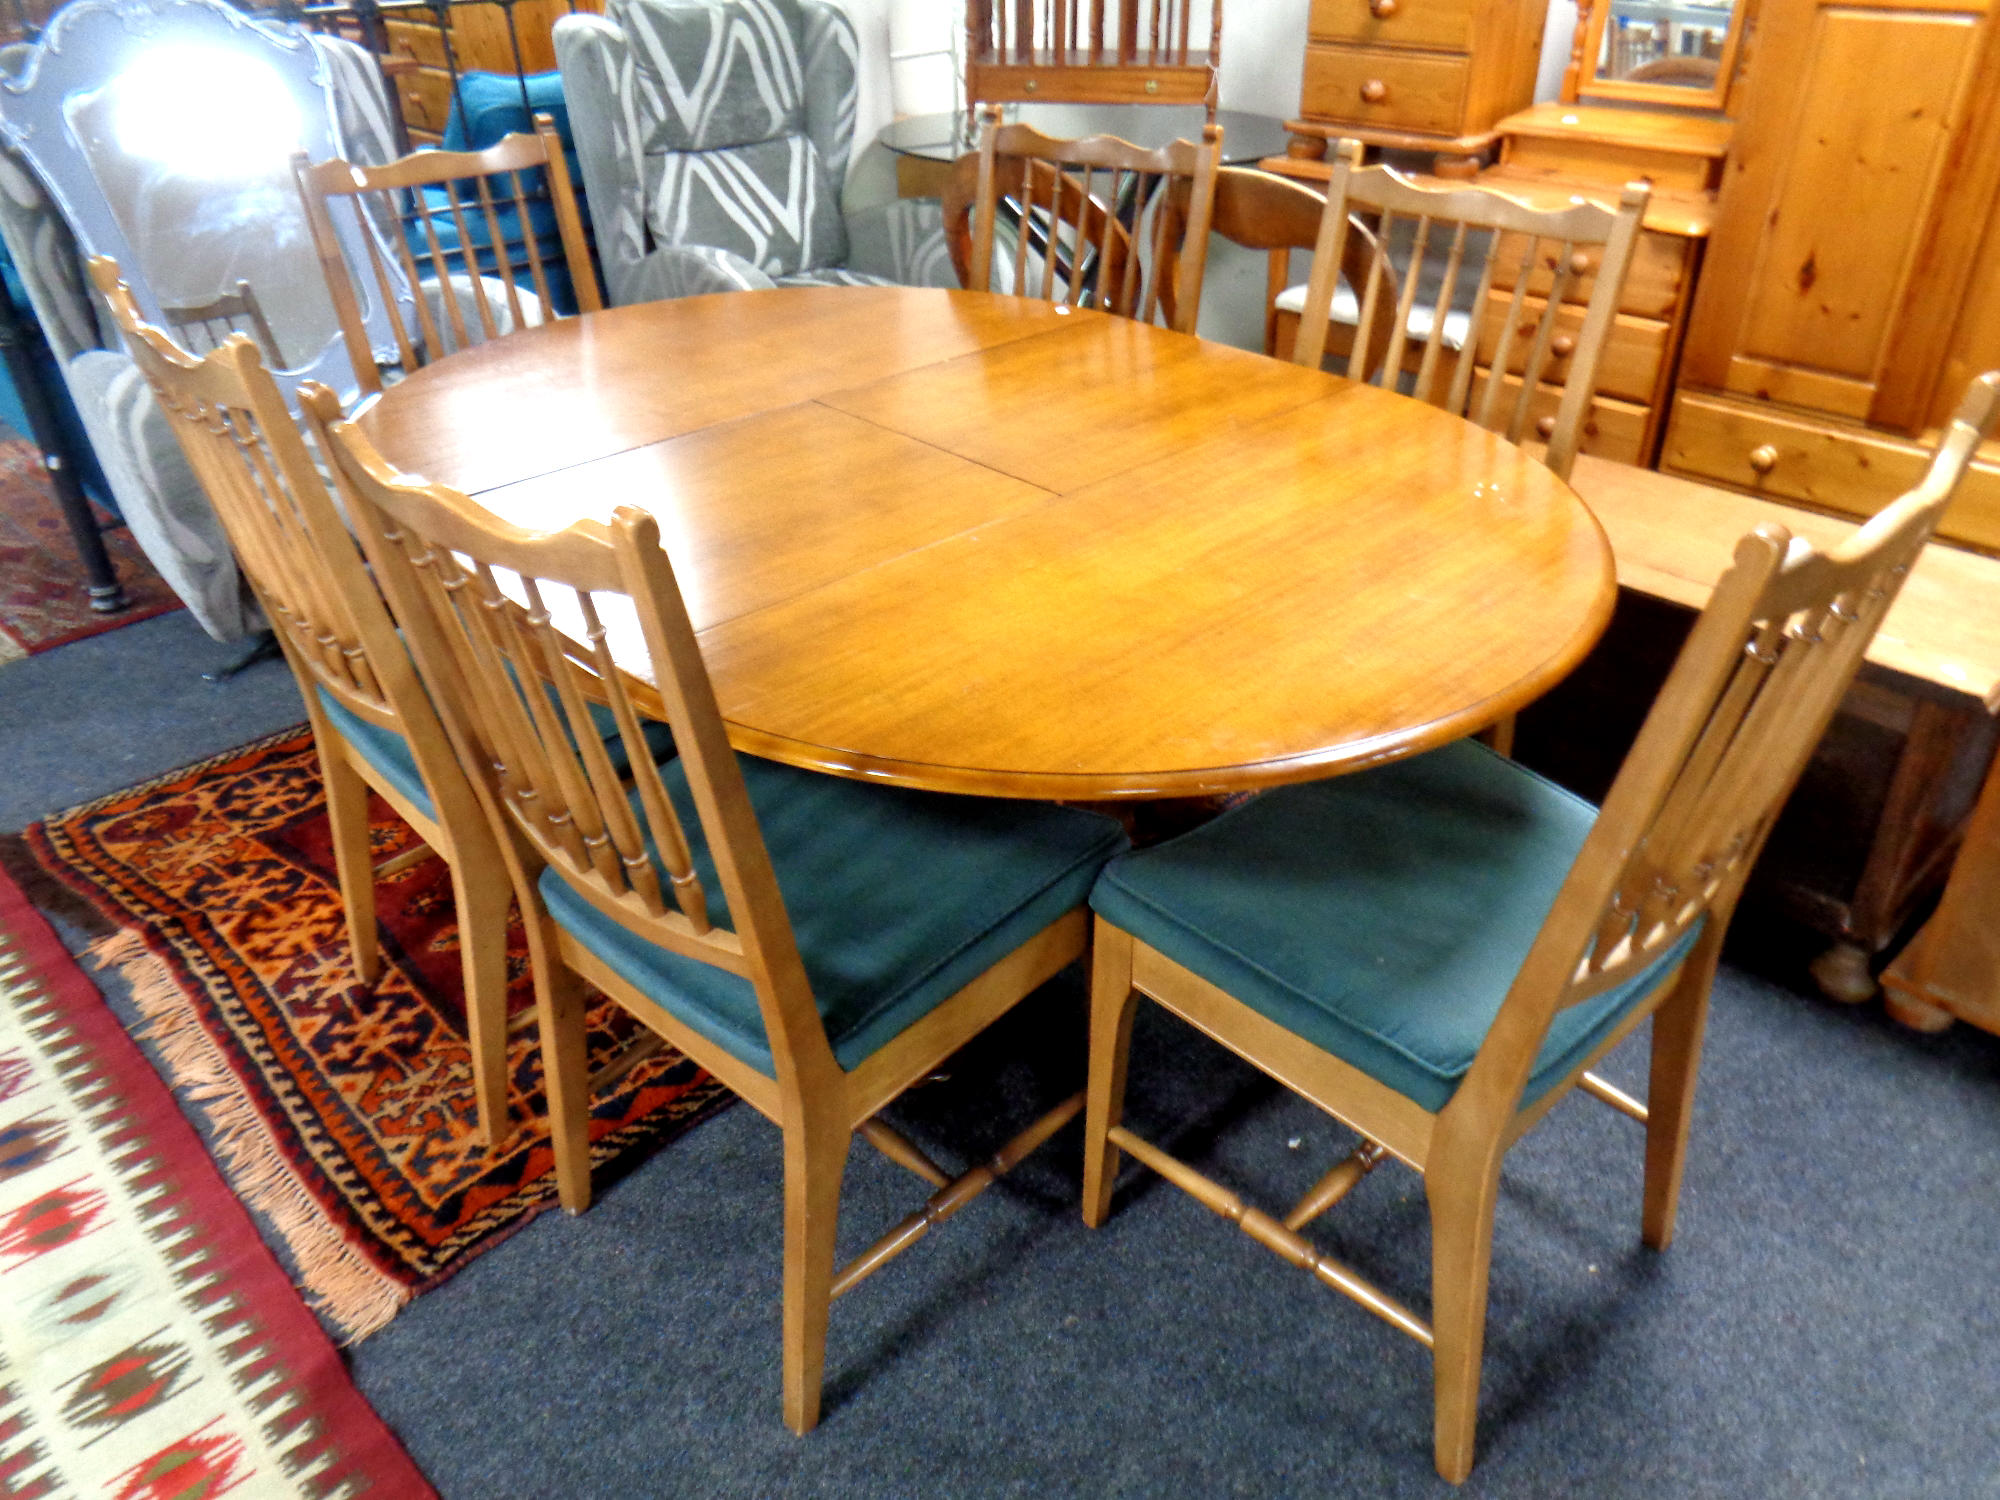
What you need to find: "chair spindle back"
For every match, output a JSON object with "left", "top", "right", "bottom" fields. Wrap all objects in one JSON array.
[
  {"left": 305, "top": 399, "right": 839, "bottom": 1084},
  {"left": 969, "top": 0, "right": 1220, "bottom": 66},
  {"left": 1294, "top": 141, "right": 1649, "bottom": 481},
  {"left": 1476, "top": 373, "right": 2000, "bottom": 1111},
  {"left": 294, "top": 114, "right": 601, "bottom": 397},
  {"left": 947, "top": 106, "right": 1219, "bottom": 333},
  {"left": 159, "top": 279, "right": 286, "bottom": 368},
  {"left": 88, "top": 258, "right": 438, "bottom": 753}
]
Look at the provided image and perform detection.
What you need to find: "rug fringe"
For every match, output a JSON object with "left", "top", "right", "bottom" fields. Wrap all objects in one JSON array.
[{"left": 87, "top": 927, "right": 410, "bottom": 1343}]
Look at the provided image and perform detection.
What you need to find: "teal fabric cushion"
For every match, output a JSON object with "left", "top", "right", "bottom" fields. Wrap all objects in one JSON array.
[
  {"left": 440, "top": 70, "right": 572, "bottom": 155},
  {"left": 538, "top": 754, "right": 1128, "bottom": 1076},
  {"left": 1091, "top": 740, "right": 1700, "bottom": 1113},
  {"left": 316, "top": 685, "right": 675, "bottom": 824}
]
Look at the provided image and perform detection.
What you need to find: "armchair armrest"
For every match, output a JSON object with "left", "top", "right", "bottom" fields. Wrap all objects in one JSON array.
[{"left": 843, "top": 198, "right": 957, "bottom": 290}]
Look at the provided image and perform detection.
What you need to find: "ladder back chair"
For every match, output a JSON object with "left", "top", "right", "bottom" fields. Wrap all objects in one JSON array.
[
  {"left": 1293, "top": 140, "right": 1650, "bottom": 484},
  {"left": 159, "top": 279, "right": 286, "bottom": 368},
  {"left": 945, "top": 104, "right": 1220, "bottom": 333},
  {"left": 1080, "top": 373, "right": 2000, "bottom": 1483},
  {"left": 1206, "top": 165, "right": 1394, "bottom": 370},
  {"left": 89, "top": 257, "right": 518, "bottom": 1142},
  {"left": 965, "top": 0, "right": 1221, "bottom": 117},
  {"left": 304, "top": 394, "right": 1129, "bottom": 1435},
  {"left": 293, "top": 113, "right": 601, "bottom": 398}
]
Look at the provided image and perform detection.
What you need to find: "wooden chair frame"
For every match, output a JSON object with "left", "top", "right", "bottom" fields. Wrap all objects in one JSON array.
[
  {"left": 306, "top": 396, "right": 1100, "bottom": 1435},
  {"left": 1293, "top": 141, "right": 1650, "bottom": 484},
  {"left": 965, "top": 0, "right": 1221, "bottom": 117},
  {"left": 89, "top": 257, "right": 516, "bottom": 1141},
  {"left": 159, "top": 279, "right": 285, "bottom": 368},
  {"left": 1205, "top": 166, "right": 1395, "bottom": 372},
  {"left": 293, "top": 113, "right": 601, "bottom": 398},
  {"left": 1082, "top": 373, "right": 2000, "bottom": 1483},
  {"left": 946, "top": 104, "right": 1219, "bottom": 334}
]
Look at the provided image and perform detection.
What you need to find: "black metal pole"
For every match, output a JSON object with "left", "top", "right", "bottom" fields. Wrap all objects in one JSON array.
[{"left": 0, "top": 282, "right": 126, "bottom": 612}]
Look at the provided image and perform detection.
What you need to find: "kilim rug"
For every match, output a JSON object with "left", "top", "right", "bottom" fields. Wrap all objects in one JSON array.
[
  {"left": 22, "top": 727, "right": 733, "bottom": 1343},
  {"left": 0, "top": 859, "right": 436, "bottom": 1497},
  {"left": 0, "top": 437, "right": 180, "bottom": 657}
]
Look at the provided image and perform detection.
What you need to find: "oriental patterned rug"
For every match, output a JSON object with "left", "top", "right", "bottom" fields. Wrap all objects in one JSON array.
[
  {"left": 0, "top": 437, "right": 179, "bottom": 657},
  {"left": 21, "top": 727, "right": 732, "bottom": 1343},
  {"left": 0, "top": 860, "right": 435, "bottom": 1497}
]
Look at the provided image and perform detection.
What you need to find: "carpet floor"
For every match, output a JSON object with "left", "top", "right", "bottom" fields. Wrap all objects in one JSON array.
[
  {"left": 20, "top": 726, "right": 731, "bottom": 1343},
  {"left": 0, "top": 860, "right": 434, "bottom": 1497},
  {"left": 0, "top": 437, "right": 178, "bottom": 656}
]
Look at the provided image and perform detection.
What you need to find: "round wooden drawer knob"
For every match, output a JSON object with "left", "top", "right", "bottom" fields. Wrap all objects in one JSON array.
[
  {"left": 1024, "top": 78, "right": 1038, "bottom": 92},
  {"left": 1569, "top": 252, "right": 1593, "bottom": 276},
  {"left": 1360, "top": 79, "right": 1388, "bottom": 104},
  {"left": 1536, "top": 415, "right": 1557, "bottom": 439},
  {"left": 1551, "top": 334, "right": 1576, "bottom": 357},
  {"left": 1145, "top": 78, "right": 1159, "bottom": 93},
  {"left": 1749, "top": 444, "right": 1780, "bottom": 475},
  {"left": 1370, "top": 0, "right": 1399, "bottom": 16}
]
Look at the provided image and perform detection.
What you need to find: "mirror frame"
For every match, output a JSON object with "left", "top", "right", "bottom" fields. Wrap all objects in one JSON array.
[
  {"left": 0, "top": 0, "right": 413, "bottom": 406},
  {"left": 1573, "top": 0, "right": 1746, "bottom": 112}
]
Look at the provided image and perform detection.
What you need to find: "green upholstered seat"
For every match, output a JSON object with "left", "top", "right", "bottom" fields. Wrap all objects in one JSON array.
[
  {"left": 316, "top": 685, "right": 675, "bottom": 823},
  {"left": 1090, "top": 739, "right": 1699, "bottom": 1113},
  {"left": 538, "top": 753, "right": 1127, "bottom": 1077}
]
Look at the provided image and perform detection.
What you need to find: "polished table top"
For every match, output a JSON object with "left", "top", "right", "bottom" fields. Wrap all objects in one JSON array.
[
  {"left": 358, "top": 288, "right": 1615, "bottom": 800},
  {"left": 877, "top": 105, "right": 1290, "bottom": 165}
]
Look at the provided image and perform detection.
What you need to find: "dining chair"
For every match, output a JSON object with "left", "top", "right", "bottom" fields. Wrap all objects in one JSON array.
[
  {"left": 944, "top": 103, "right": 1220, "bottom": 333},
  {"left": 88, "top": 257, "right": 520, "bottom": 1142},
  {"left": 158, "top": 280, "right": 286, "bottom": 368},
  {"left": 293, "top": 113, "right": 601, "bottom": 397},
  {"left": 304, "top": 390, "right": 1130, "bottom": 1435},
  {"left": 1206, "top": 165, "right": 1393, "bottom": 369},
  {"left": 1292, "top": 140, "right": 1650, "bottom": 484},
  {"left": 964, "top": 0, "right": 1221, "bottom": 119},
  {"left": 1080, "top": 371, "right": 2000, "bottom": 1483}
]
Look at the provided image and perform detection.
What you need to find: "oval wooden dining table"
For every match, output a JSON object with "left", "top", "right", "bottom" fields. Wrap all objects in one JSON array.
[{"left": 356, "top": 286, "right": 1617, "bottom": 801}]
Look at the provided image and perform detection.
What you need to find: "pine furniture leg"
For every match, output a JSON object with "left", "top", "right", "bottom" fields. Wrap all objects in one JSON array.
[
  {"left": 1642, "top": 931, "right": 1721, "bottom": 1250},
  {"left": 1082, "top": 920, "right": 1138, "bottom": 1229},
  {"left": 451, "top": 854, "right": 514, "bottom": 1142},
  {"left": 318, "top": 739, "right": 381, "bottom": 987},
  {"left": 1427, "top": 1146, "right": 1504, "bottom": 1485},
  {"left": 782, "top": 1112, "right": 851, "bottom": 1435},
  {"left": 536, "top": 941, "right": 595, "bottom": 1214}
]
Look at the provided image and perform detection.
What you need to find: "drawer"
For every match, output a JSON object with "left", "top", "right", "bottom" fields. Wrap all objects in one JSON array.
[
  {"left": 1308, "top": 0, "right": 1473, "bottom": 52},
  {"left": 395, "top": 68, "right": 455, "bottom": 136},
  {"left": 1663, "top": 391, "right": 2000, "bottom": 554},
  {"left": 1468, "top": 373, "right": 1649, "bottom": 466},
  {"left": 385, "top": 18, "right": 448, "bottom": 68},
  {"left": 1473, "top": 293, "right": 1669, "bottom": 406},
  {"left": 1487, "top": 227, "right": 1690, "bottom": 321},
  {"left": 1300, "top": 46, "right": 1469, "bottom": 136}
]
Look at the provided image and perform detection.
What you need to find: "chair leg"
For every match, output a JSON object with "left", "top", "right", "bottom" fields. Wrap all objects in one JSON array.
[
  {"left": 1642, "top": 945, "right": 1720, "bottom": 1250},
  {"left": 320, "top": 741, "right": 381, "bottom": 986},
  {"left": 1082, "top": 921, "right": 1138, "bottom": 1229},
  {"left": 781, "top": 1114, "right": 851, "bottom": 1435},
  {"left": 450, "top": 853, "right": 514, "bottom": 1144},
  {"left": 535, "top": 937, "right": 594, "bottom": 1214},
  {"left": 1427, "top": 1152, "right": 1503, "bottom": 1485}
]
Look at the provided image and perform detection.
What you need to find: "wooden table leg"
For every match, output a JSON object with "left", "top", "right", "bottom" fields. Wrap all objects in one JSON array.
[{"left": 1882, "top": 743, "right": 2000, "bottom": 1035}]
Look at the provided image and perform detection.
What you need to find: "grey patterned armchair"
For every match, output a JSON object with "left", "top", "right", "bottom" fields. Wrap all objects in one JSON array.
[{"left": 554, "top": 0, "right": 955, "bottom": 305}]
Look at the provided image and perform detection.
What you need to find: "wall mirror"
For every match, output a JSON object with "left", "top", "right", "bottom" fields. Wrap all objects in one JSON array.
[
  {"left": 0, "top": 0, "right": 413, "bottom": 405},
  {"left": 1574, "top": 0, "right": 1746, "bottom": 111}
]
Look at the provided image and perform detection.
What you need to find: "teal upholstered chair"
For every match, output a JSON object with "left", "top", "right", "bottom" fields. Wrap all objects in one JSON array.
[
  {"left": 309, "top": 393, "right": 1127, "bottom": 1436},
  {"left": 95, "top": 258, "right": 670, "bottom": 1144},
  {"left": 1080, "top": 373, "right": 2000, "bottom": 1484},
  {"left": 553, "top": 0, "right": 955, "bottom": 306}
]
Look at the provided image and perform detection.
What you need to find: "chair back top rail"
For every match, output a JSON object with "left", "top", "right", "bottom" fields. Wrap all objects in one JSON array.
[
  {"left": 307, "top": 393, "right": 846, "bottom": 1090},
  {"left": 1293, "top": 140, "right": 1649, "bottom": 482},
  {"left": 1457, "top": 372, "right": 2000, "bottom": 1129},
  {"left": 293, "top": 113, "right": 600, "bottom": 398}
]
